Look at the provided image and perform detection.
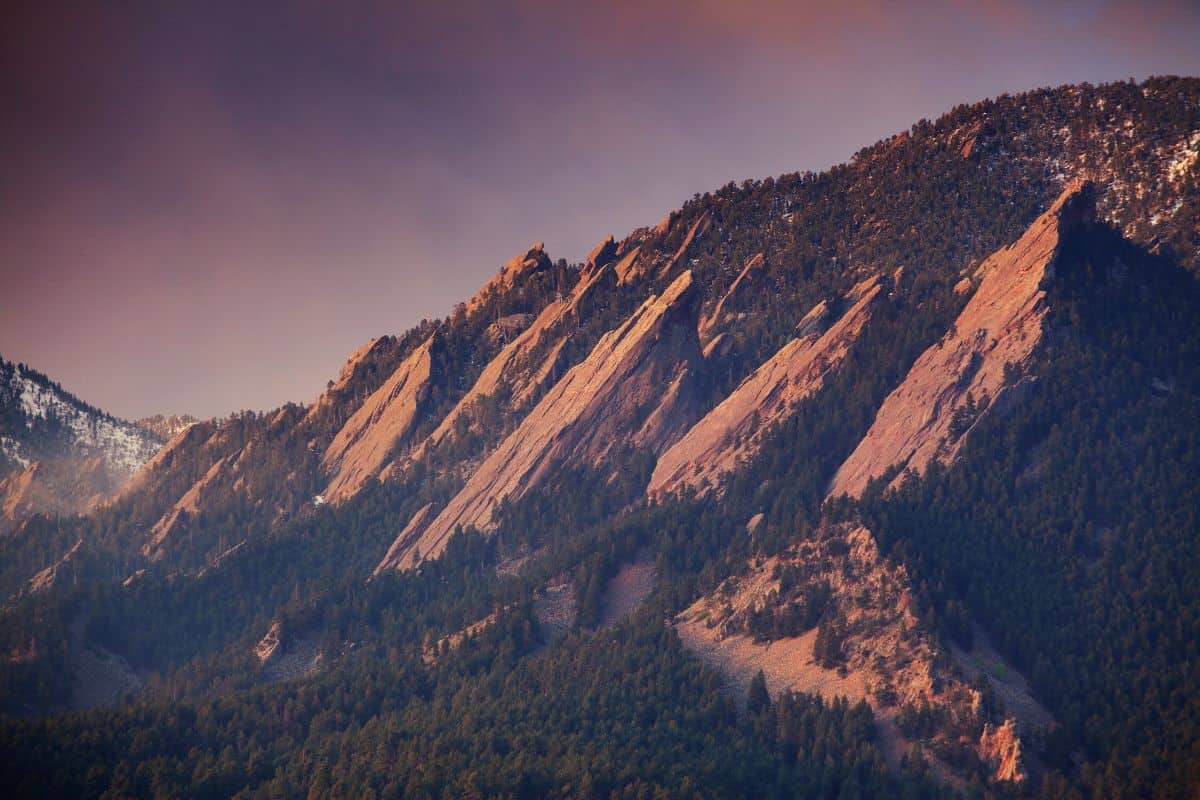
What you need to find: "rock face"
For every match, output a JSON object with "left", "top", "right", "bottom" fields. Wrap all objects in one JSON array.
[
  {"left": 27, "top": 537, "right": 84, "bottom": 594},
  {"left": 303, "top": 336, "right": 394, "bottom": 425},
  {"left": 372, "top": 502, "right": 435, "bottom": 576},
  {"left": 321, "top": 336, "right": 437, "bottom": 502},
  {"left": 416, "top": 261, "right": 616, "bottom": 460},
  {"left": 698, "top": 253, "right": 766, "bottom": 343},
  {"left": 134, "top": 414, "right": 199, "bottom": 441},
  {"left": 142, "top": 454, "right": 234, "bottom": 559},
  {"left": 658, "top": 212, "right": 710, "bottom": 279},
  {"left": 676, "top": 520, "right": 1022, "bottom": 783},
  {"left": 979, "top": 719, "right": 1026, "bottom": 783},
  {"left": 465, "top": 243, "right": 553, "bottom": 315},
  {"left": 649, "top": 276, "right": 883, "bottom": 498},
  {"left": 255, "top": 621, "right": 284, "bottom": 664},
  {"left": 585, "top": 235, "right": 617, "bottom": 270},
  {"left": 377, "top": 271, "right": 704, "bottom": 571},
  {"left": 829, "top": 180, "right": 1094, "bottom": 498}
]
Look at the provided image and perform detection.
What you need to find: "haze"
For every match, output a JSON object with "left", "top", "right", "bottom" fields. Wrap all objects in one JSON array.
[{"left": 2, "top": 0, "right": 1199, "bottom": 419}]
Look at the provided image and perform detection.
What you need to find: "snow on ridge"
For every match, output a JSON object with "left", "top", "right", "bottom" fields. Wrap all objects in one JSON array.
[{"left": 7, "top": 365, "right": 162, "bottom": 475}]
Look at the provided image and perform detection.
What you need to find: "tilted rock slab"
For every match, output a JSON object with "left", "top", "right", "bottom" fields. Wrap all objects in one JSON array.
[
  {"left": 377, "top": 270, "right": 704, "bottom": 571},
  {"left": 698, "top": 252, "right": 765, "bottom": 343},
  {"left": 649, "top": 275, "right": 883, "bottom": 498},
  {"left": 321, "top": 335, "right": 436, "bottom": 502},
  {"left": 415, "top": 260, "right": 617, "bottom": 460},
  {"left": 828, "top": 179, "right": 1094, "bottom": 498}
]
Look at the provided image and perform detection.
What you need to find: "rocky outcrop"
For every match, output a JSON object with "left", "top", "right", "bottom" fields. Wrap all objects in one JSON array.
[
  {"left": 649, "top": 276, "right": 883, "bottom": 498},
  {"left": 302, "top": 336, "right": 394, "bottom": 425},
  {"left": 121, "top": 422, "right": 212, "bottom": 497},
  {"left": 27, "top": 537, "right": 84, "bottom": 594},
  {"left": 255, "top": 621, "right": 284, "bottom": 664},
  {"left": 614, "top": 246, "right": 645, "bottom": 286},
  {"left": 372, "top": 502, "right": 435, "bottom": 574},
  {"left": 321, "top": 335, "right": 437, "bottom": 502},
  {"left": 134, "top": 414, "right": 199, "bottom": 441},
  {"left": 464, "top": 243, "right": 553, "bottom": 315},
  {"left": 829, "top": 180, "right": 1094, "bottom": 498},
  {"left": 698, "top": 253, "right": 765, "bottom": 343},
  {"left": 415, "top": 262, "right": 616, "bottom": 460},
  {"left": 142, "top": 453, "right": 234, "bottom": 559},
  {"left": 378, "top": 271, "right": 704, "bottom": 571},
  {"left": 585, "top": 235, "right": 617, "bottom": 270},
  {"left": 675, "top": 520, "right": 1021, "bottom": 783},
  {"left": 979, "top": 719, "right": 1026, "bottom": 783},
  {"left": 0, "top": 457, "right": 120, "bottom": 526},
  {"left": 658, "top": 212, "right": 710, "bottom": 280}
]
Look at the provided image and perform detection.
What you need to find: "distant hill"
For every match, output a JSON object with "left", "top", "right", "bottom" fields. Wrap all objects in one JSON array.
[{"left": 0, "top": 357, "right": 166, "bottom": 528}]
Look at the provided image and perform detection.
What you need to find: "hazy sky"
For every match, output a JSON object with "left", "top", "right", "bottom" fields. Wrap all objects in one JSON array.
[{"left": 3, "top": 0, "right": 1199, "bottom": 419}]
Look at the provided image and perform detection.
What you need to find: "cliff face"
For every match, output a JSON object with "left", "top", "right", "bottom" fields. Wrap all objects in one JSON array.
[
  {"left": 375, "top": 270, "right": 705, "bottom": 571},
  {"left": 698, "top": 252, "right": 766, "bottom": 343},
  {"left": 675, "top": 521, "right": 1003, "bottom": 776},
  {"left": 321, "top": 336, "right": 438, "bottom": 502},
  {"left": 649, "top": 275, "right": 884, "bottom": 498},
  {"left": 464, "top": 242, "right": 553, "bottom": 315},
  {"left": 415, "top": 259, "right": 617, "bottom": 461},
  {"left": 979, "top": 719, "right": 1027, "bottom": 784},
  {"left": 828, "top": 180, "right": 1095, "bottom": 498}
]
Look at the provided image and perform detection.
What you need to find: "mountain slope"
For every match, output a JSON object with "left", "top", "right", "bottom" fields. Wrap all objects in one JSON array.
[
  {"left": 649, "top": 274, "right": 885, "bottom": 499},
  {"left": 378, "top": 269, "right": 705, "bottom": 571},
  {"left": 0, "top": 78, "right": 1197, "bottom": 799},
  {"left": 829, "top": 179, "right": 1094, "bottom": 498},
  {"left": 0, "top": 357, "right": 165, "bottom": 527}
]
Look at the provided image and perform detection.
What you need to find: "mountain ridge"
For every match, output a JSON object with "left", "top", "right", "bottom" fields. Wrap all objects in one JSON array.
[{"left": 0, "top": 77, "right": 1197, "bottom": 799}]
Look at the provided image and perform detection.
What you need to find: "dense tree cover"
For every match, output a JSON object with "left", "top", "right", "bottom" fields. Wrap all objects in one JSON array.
[
  {"left": 858, "top": 224, "right": 1200, "bottom": 799},
  {"left": 1, "top": 606, "right": 951, "bottom": 799},
  {"left": 0, "top": 79, "right": 1197, "bottom": 797}
]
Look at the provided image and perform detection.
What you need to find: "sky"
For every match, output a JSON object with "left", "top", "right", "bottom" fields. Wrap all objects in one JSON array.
[{"left": 2, "top": 0, "right": 1199, "bottom": 420}]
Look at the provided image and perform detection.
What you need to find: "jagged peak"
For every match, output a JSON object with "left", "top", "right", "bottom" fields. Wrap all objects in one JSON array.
[
  {"left": 464, "top": 242, "right": 553, "bottom": 315},
  {"left": 585, "top": 235, "right": 617, "bottom": 270},
  {"left": 829, "top": 183, "right": 1088, "bottom": 499}
]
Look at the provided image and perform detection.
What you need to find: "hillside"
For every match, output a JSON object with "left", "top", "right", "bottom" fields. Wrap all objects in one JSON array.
[
  {"left": 0, "top": 77, "right": 1197, "bottom": 799},
  {"left": 0, "top": 358, "right": 166, "bottom": 531}
]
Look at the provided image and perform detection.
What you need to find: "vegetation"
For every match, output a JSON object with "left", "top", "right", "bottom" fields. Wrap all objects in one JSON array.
[{"left": 0, "top": 78, "right": 1197, "bottom": 797}]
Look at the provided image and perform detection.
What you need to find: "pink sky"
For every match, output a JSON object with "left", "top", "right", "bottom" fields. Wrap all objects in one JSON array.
[{"left": 2, "top": 0, "right": 1199, "bottom": 419}]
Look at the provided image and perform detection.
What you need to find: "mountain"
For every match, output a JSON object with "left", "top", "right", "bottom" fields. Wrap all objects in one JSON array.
[
  {"left": 0, "top": 77, "right": 1198, "bottom": 799},
  {"left": 0, "top": 357, "right": 167, "bottom": 530},
  {"left": 133, "top": 414, "right": 199, "bottom": 442}
]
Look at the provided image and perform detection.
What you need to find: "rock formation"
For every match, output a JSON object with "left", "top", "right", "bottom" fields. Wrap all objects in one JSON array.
[
  {"left": 0, "top": 457, "right": 120, "bottom": 526},
  {"left": 415, "top": 261, "right": 617, "bottom": 460},
  {"left": 585, "top": 235, "right": 617, "bottom": 270},
  {"left": 698, "top": 253, "right": 766, "bottom": 343},
  {"left": 321, "top": 335, "right": 437, "bottom": 502},
  {"left": 27, "top": 537, "right": 84, "bottom": 594},
  {"left": 979, "top": 719, "right": 1026, "bottom": 783},
  {"left": 142, "top": 454, "right": 234, "bottom": 559},
  {"left": 649, "top": 275, "right": 883, "bottom": 498},
  {"left": 464, "top": 243, "right": 553, "bottom": 315},
  {"left": 376, "top": 271, "right": 704, "bottom": 571},
  {"left": 676, "top": 520, "right": 1021, "bottom": 782},
  {"left": 828, "top": 180, "right": 1094, "bottom": 498}
]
